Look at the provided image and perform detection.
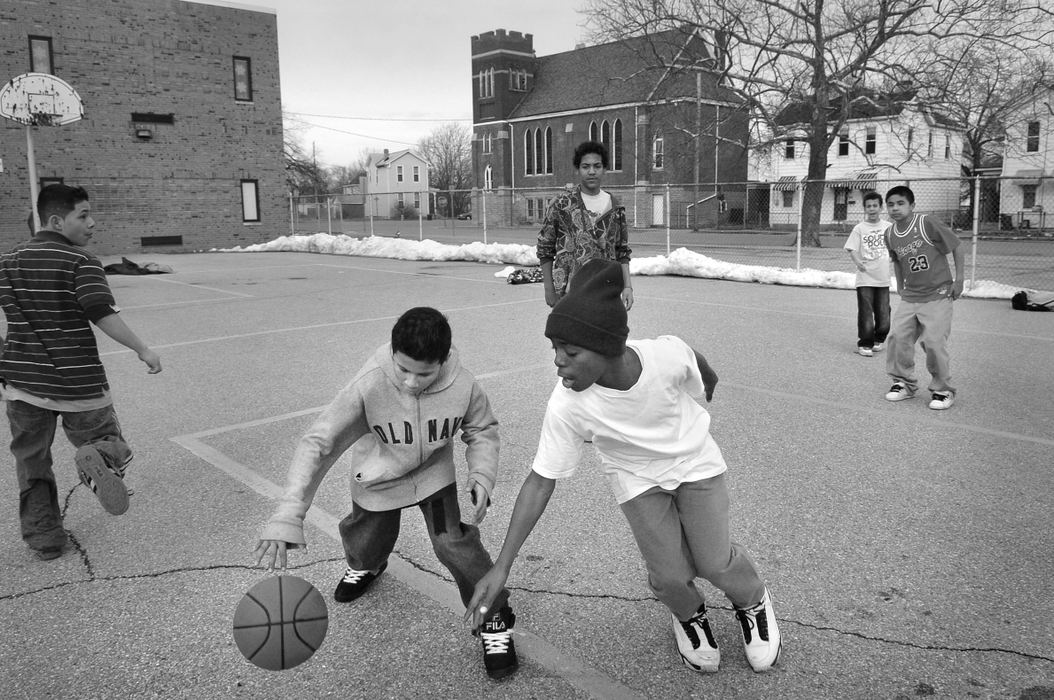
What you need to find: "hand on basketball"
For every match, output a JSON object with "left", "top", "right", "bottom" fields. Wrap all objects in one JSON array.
[
  {"left": 253, "top": 538, "right": 289, "bottom": 572},
  {"left": 464, "top": 565, "right": 509, "bottom": 629}
]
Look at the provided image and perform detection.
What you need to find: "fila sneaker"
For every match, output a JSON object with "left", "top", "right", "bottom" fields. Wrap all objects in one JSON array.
[
  {"left": 672, "top": 604, "right": 720, "bottom": 673},
  {"left": 735, "top": 589, "right": 781, "bottom": 672},
  {"left": 928, "top": 392, "right": 955, "bottom": 410},
  {"left": 479, "top": 605, "right": 518, "bottom": 679},
  {"left": 333, "top": 561, "right": 387, "bottom": 602},
  {"left": 884, "top": 383, "right": 915, "bottom": 402},
  {"left": 75, "top": 444, "right": 128, "bottom": 515}
]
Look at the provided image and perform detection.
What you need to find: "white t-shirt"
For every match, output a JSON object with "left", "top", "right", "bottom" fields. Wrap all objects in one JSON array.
[
  {"left": 580, "top": 190, "right": 612, "bottom": 216},
  {"left": 532, "top": 336, "right": 727, "bottom": 504},
  {"left": 844, "top": 219, "right": 891, "bottom": 287}
]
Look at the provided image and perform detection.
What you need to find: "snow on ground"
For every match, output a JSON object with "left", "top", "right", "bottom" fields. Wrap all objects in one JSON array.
[{"left": 217, "top": 232, "right": 1023, "bottom": 300}]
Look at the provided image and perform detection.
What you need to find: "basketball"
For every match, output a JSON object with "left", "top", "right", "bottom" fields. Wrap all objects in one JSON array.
[{"left": 232, "top": 575, "right": 329, "bottom": 671}]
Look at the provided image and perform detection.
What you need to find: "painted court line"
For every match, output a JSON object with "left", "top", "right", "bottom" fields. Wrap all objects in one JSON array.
[
  {"left": 142, "top": 275, "right": 256, "bottom": 298},
  {"left": 170, "top": 414, "right": 641, "bottom": 700}
]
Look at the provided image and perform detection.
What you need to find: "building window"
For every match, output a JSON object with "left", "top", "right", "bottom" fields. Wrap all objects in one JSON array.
[
  {"left": 927, "top": 131, "right": 934, "bottom": 158},
  {"left": 544, "top": 127, "right": 553, "bottom": 174},
  {"left": 510, "top": 69, "right": 527, "bottom": 91},
  {"left": 1027, "top": 121, "right": 1040, "bottom": 152},
  {"left": 479, "top": 68, "right": 494, "bottom": 99},
  {"left": 413, "top": 165, "right": 420, "bottom": 182},
  {"left": 653, "top": 135, "right": 664, "bottom": 170},
  {"left": 233, "top": 57, "right": 253, "bottom": 101},
  {"left": 526, "top": 198, "right": 535, "bottom": 219},
  {"left": 240, "top": 180, "right": 260, "bottom": 222},
  {"left": 589, "top": 121, "right": 598, "bottom": 142},
  {"left": 524, "top": 129, "right": 534, "bottom": 175},
  {"left": 601, "top": 120, "right": 611, "bottom": 155},
  {"left": 535, "top": 128, "right": 544, "bottom": 175},
  {"left": 484, "top": 164, "right": 493, "bottom": 190},
  {"left": 782, "top": 190, "right": 794, "bottom": 208},
  {"left": 398, "top": 193, "right": 405, "bottom": 205},
  {"left": 784, "top": 139, "right": 795, "bottom": 159},
  {"left": 397, "top": 165, "right": 404, "bottom": 182},
  {"left": 865, "top": 127, "right": 876, "bottom": 155},
  {"left": 613, "top": 119, "right": 623, "bottom": 170},
  {"left": 29, "top": 36, "right": 53, "bottom": 74},
  {"left": 413, "top": 192, "right": 421, "bottom": 208},
  {"left": 944, "top": 135, "right": 951, "bottom": 159},
  {"left": 1023, "top": 184, "right": 1038, "bottom": 209},
  {"left": 838, "top": 130, "right": 849, "bottom": 156},
  {"left": 482, "top": 132, "right": 492, "bottom": 154}
]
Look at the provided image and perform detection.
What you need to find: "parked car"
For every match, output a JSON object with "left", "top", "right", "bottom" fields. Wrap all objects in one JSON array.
[{"left": 456, "top": 212, "right": 472, "bottom": 220}]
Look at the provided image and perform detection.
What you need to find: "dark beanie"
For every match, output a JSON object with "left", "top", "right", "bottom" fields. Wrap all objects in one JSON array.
[{"left": 545, "top": 258, "right": 628, "bottom": 356}]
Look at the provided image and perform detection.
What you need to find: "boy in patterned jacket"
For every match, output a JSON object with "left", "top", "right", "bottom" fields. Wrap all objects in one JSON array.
[{"left": 882, "top": 186, "right": 965, "bottom": 410}]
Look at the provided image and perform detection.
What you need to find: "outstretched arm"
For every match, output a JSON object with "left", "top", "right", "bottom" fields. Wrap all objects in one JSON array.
[
  {"left": 693, "top": 350, "right": 718, "bottom": 402},
  {"left": 465, "top": 471, "right": 556, "bottom": 627},
  {"left": 94, "top": 313, "right": 161, "bottom": 373}
]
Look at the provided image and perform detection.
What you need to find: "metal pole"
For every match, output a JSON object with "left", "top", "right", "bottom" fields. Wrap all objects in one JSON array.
[
  {"left": 665, "top": 183, "right": 671, "bottom": 256},
  {"left": 288, "top": 192, "right": 294, "bottom": 236},
  {"left": 27, "top": 126, "right": 41, "bottom": 231},
  {"left": 796, "top": 181, "right": 803, "bottom": 272},
  {"left": 970, "top": 175, "right": 980, "bottom": 288},
  {"left": 419, "top": 210, "right": 423, "bottom": 241},
  {"left": 482, "top": 190, "right": 488, "bottom": 244},
  {"left": 327, "top": 196, "right": 332, "bottom": 235}
]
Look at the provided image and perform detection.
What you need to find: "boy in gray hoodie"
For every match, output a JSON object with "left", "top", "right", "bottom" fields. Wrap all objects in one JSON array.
[{"left": 253, "top": 307, "right": 517, "bottom": 679}]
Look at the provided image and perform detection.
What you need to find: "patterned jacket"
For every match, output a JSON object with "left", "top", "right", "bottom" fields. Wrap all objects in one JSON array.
[{"left": 536, "top": 185, "right": 631, "bottom": 297}]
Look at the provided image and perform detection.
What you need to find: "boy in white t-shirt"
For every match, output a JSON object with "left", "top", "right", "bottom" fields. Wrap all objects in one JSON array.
[
  {"left": 465, "top": 258, "right": 781, "bottom": 675},
  {"left": 843, "top": 191, "right": 891, "bottom": 357}
]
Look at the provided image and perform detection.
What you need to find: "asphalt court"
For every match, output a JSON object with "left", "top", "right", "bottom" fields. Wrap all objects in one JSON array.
[{"left": 2, "top": 251, "right": 1052, "bottom": 699}]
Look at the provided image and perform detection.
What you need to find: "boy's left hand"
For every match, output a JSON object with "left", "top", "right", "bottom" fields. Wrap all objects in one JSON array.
[
  {"left": 951, "top": 279, "right": 964, "bottom": 300},
  {"left": 621, "top": 287, "right": 634, "bottom": 310},
  {"left": 467, "top": 479, "right": 490, "bottom": 524}
]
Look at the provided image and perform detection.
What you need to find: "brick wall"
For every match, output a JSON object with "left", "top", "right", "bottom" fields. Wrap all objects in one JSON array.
[{"left": 0, "top": 0, "right": 286, "bottom": 255}]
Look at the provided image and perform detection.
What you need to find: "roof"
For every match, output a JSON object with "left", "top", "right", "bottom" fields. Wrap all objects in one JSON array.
[
  {"left": 368, "top": 149, "right": 424, "bottom": 169},
  {"left": 775, "top": 88, "right": 961, "bottom": 129},
  {"left": 509, "top": 29, "right": 739, "bottom": 119}
]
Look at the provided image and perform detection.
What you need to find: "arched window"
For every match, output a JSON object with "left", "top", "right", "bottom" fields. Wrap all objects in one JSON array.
[
  {"left": 612, "top": 119, "right": 623, "bottom": 171},
  {"left": 544, "top": 127, "right": 553, "bottom": 174},
  {"left": 653, "top": 134, "right": 664, "bottom": 170},
  {"left": 601, "top": 120, "right": 611, "bottom": 154},
  {"left": 535, "top": 128, "right": 544, "bottom": 175},
  {"left": 484, "top": 164, "right": 493, "bottom": 191},
  {"left": 525, "top": 129, "right": 534, "bottom": 175},
  {"left": 589, "top": 121, "right": 598, "bottom": 142}
]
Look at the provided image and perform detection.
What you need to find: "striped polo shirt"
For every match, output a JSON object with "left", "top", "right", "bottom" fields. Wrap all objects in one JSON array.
[{"left": 0, "top": 232, "right": 117, "bottom": 401}]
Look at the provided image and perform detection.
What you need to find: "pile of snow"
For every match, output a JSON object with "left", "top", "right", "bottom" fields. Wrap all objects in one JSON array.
[{"left": 218, "top": 233, "right": 1023, "bottom": 300}]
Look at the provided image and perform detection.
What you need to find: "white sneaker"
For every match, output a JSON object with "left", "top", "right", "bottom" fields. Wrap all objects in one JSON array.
[
  {"left": 735, "top": 590, "right": 781, "bottom": 672},
  {"left": 872, "top": 342, "right": 885, "bottom": 352},
  {"left": 928, "top": 392, "right": 954, "bottom": 410},
  {"left": 672, "top": 605, "right": 720, "bottom": 673},
  {"left": 884, "top": 383, "right": 915, "bottom": 402},
  {"left": 856, "top": 346, "right": 873, "bottom": 357}
]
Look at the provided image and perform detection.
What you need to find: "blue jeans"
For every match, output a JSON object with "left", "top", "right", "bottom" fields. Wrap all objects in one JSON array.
[
  {"left": 6, "top": 400, "right": 130, "bottom": 550},
  {"left": 338, "top": 483, "right": 510, "bottom": 610},
  {"left": 855, "top": 286, "right": 890, "bottom": 348}
]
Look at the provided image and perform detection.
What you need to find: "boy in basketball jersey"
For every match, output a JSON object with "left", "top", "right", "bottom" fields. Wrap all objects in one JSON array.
[{"left": 882, "top": 186, "right": 964, "bottom": 410}]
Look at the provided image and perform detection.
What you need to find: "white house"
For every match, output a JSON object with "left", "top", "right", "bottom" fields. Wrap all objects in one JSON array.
[
  {"left": 999, "top": 85, "right": 1053, "bottom": 231},
  {"left": 363, "top": 149, "right": 431, "bottom": 219},
  {"left": 768, "top": 92, "right": 964, "bottom": 228}
]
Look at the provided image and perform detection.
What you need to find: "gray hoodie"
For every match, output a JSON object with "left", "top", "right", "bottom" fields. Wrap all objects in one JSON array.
[{"left": 261, "top": 343, "right": 499, "bottom": 548}]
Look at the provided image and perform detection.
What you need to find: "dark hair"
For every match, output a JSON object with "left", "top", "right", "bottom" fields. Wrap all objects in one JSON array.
[
  {"left": 885, "top": 185, "right": 915, "bottom": 205},
  {"left": 37, "top": 184, "right": 89, "bottom": 226},
  {"left": 391, "top": 307, "right": 451, "bottom": 364},
  {"left": 862, "top": 191, "right": 883, "bottom": 206},
  {"left": 573, "top": 140, "right": 609, "bottom": 169}
]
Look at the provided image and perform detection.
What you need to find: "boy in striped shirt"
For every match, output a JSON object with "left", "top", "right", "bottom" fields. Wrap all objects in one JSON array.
[{"left": 0, "top": 184, "right": 161, "bottom": 560}]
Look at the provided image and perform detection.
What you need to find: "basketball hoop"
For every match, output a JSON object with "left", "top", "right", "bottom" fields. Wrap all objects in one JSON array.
[
  {"left": 0, "top": 73, "right": 85, "bottom": 231},
  {"left": 0, "top": 72, "right": 84, "bottom": 126}
]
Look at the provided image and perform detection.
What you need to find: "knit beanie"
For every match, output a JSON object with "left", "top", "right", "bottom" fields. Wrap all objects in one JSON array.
[{"left": 545, "top": 258, "right": 628, "bottom": 356}]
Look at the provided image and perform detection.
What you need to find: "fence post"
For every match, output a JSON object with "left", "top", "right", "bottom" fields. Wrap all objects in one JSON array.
[
  {"left": 970, "top": 175, "right": 980, "bottom": 290},
  {"left": 482, "top": 190, "right": 488, "bottom": 244},
  {"left": 288, "top": 192, "right": 294, "bottom": 236},
  {"left": 665, "top": 183, "right": 671, "bottom": 256},
  {"left": 795, "top": 181, "right": 803, "bottom": 272}
]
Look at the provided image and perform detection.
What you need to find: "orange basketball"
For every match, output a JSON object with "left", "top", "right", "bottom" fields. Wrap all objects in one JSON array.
[{"left": 232, "top": 575, "right": 328, "bottom": 671}]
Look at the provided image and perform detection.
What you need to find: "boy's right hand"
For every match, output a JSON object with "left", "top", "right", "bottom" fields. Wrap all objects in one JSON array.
[
  {"left": 464, "top": 565, "right": 510, "bottom": 629},
  {"left": 138, "top": 349, "right": 162, "bottom": 374},
  {"left": 544, "top": 287, "right": 559, "bottom": 307},
  {"left": 252, "top": 539, "right": 290, "bottom": 572}
]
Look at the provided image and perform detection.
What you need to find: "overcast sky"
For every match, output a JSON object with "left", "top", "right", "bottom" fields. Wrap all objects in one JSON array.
[{"left": 250, "top": 0, "right": 591, "bottom": 167}]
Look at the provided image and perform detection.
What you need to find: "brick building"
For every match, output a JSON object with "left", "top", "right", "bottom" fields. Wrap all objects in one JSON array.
[
  {"left": 0, "top": 0, "right": 285, "bottom": 255},
  {"left": 470, "top": 28, "right": 748, "bottom": 229}
]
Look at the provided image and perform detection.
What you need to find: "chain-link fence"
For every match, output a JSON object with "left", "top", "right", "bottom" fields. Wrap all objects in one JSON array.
[{"left": 290, "top": 175, "right": 1054, "bottom": 294}]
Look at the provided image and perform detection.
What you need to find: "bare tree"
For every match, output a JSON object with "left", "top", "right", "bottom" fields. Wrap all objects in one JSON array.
[
  {"left": 282, "top": 114, "right": 327, "bottom": 196},
  {"left": 418, "top": 123, "right": 473, "bottom": 217},
  {"left": 583, "top": 0, "right": 1054, "bottom": 245}
]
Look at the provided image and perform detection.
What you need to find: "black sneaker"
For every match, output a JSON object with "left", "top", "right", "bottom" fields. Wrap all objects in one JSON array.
[
  {"left": 333, "top": 561, "right": 387, "bottom": 602},
  {"left": 479, "top": 605, "right": 518, "bottom": 680}
]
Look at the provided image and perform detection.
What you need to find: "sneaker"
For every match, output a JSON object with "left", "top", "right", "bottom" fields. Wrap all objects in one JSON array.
[
  {"left": 928, "top": 392, "right": 955, "bottom": 410},
  {"left": 333, "top": 561, "right": 387, "bottom": 602},
  {"left": 479, "top": 605, "right": 518, "bottom": 679},
  {"left": 856, "top": 346, "right": 873, "bottom": 357},
  {"left": 672, "top": 604, "right": 720, "bottom": 673},
  {"left": 33, "top": 546, "right": 64, "bottom": 561},
  {"left": 735, "top": 589, "right": 781, "bottom": 672},
  {"left": 873, "top": 342, "right": 885, "bottom": 352},
  {"left": 75, "top": 444, "right": 129, "bottom": 515},
  {"left": 884, "top": 383, "right": 915, "bottom": 402}
]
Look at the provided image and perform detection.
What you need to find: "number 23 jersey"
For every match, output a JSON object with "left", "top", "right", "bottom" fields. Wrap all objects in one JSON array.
[{"left": 884, "top": 213, "right": 960, "bottom": 302}]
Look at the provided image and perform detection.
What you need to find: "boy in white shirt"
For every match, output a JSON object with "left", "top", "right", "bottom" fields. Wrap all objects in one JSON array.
[
  {"left": 843, "top": 191, "right": 891, "bottom": 357},
  {"left": 466, "top": 259, "right": 781, "bottom": 674}
]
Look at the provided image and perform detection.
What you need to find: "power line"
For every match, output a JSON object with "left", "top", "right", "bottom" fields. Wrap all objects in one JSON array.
[{"left": 289, "top": 111, "right": 471, "bottom": 123}]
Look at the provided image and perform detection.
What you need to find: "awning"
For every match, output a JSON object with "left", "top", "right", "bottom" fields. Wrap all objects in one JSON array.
[
  {"left": 1013, "top": 169, "right": 1045, "bottom": 185},
  {"left": 771, "top": 176, "right": 800, "bottom": 191},
  {"left": 825, "top": 170, "right": 878, "bottom": 189}
]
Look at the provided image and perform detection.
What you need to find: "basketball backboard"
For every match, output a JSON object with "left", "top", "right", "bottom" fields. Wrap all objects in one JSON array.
[{"left": 0, "top": 72, "right": 84, "bottom": 126}]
